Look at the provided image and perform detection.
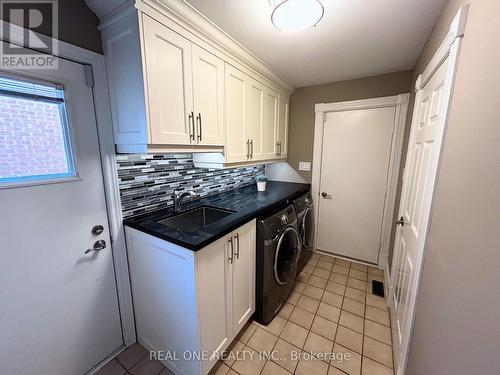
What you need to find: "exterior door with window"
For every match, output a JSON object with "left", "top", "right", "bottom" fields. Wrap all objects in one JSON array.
[{"left": 0, "top": 55, "right": 123, "bottom": 374}]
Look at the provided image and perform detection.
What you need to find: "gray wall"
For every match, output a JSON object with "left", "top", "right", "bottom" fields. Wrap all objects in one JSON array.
[
  {"left": 406, "top": 0, "right": 500, "bottom": 374},
  {"left": 288, "top": 70, "right": 414, "bottom": 182},
  {"left": 1, "top": 0, "right": 102, "bottom": 53}
]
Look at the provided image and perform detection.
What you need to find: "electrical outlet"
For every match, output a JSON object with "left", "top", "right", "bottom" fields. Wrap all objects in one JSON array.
[{"left": 298, "top": 162, "right": 311, "bottom": 171}]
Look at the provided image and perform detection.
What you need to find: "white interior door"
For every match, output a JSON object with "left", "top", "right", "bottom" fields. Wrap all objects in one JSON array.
[
  {"left": 317, "top": 107, "right": 395, "bottom": 263},
  {"left": 391, "top": 46, "right": 461, "bottom": 374},
  {"left": 0, "top": 57, "right": 122, "bottom": 374}
]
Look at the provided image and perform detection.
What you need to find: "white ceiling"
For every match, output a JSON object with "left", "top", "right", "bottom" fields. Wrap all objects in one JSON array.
[{"left": 185, "top": 0, "right": 446, "bottom": 87}]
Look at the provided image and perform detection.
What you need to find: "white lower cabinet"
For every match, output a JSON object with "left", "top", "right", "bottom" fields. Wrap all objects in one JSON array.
[{"left": 125, "top": 220, "right": 256, "bottom": 375}]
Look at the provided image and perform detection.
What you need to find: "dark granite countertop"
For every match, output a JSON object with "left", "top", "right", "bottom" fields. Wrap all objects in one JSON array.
[{"left": 123, "top": 181, "right": 310, "bottom": 251}]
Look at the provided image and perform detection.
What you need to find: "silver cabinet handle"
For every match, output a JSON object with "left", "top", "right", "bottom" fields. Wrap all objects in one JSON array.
[
  {"left": 189, "top": 111, "right": 195, "bottom": 141},
  {"left": 246, "top": 139, "right": 250, "bottom": 159},
  {"left": 228, "top": 237, "right": 234, "bottom": 263},
  {"left": 278, "top": 141, "right": 282, "bottom": 156},
  {"left": 250, "top": 139, "right": 254, "bottom": 159},
  {"left": 196, "top": 113, "right": 202, "bottom": 142},
  {"left": 276, "top": 142, "right": 279, "bottom": 157},
  {"left": 84, "top": 239, "right": 106, "bottom": 254},
  {"left": 321, "top": 192, "right": 332, "bottom": 199},
  {"left": 234, "top": 233, "right": 240, "bottom": 259}
]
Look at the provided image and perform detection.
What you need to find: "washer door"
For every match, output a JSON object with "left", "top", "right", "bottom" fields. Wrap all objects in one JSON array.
[
  {"left": 274, "top": 226, "right": 300, "bottom": 285},
  {"left": 301, "top": 206, "right": 315, "bottom": 249}
]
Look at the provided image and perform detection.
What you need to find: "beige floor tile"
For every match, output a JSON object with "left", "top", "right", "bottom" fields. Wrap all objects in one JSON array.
[
  {"left": 361, "top": 357, "right": 393, "bottom": 375},
  {"left": 349, "top": 269, "right": 367, "bottom": 281},
  {"left": 278, "top": 303, "right": 294, "bottom": 319},
  {"left": 313, "top": 267, "right": 331, "bottom": 279},
  {"left": 339, "top": 310, "right": 364, "bottom": 334},
  {"left": 295, "top": 357, "right": 329, "bottom": 375},
  {"left": 227, "top": 370, "right": 239, "bottom": 375},
  {"left": 310, "top": 315, "right": 338, "bottom": 341},
  {"left": 342, "top": 298, "right": 365, "bottom": 317},
  {"left": 334, "top": 258, "right": 351, "bottom": 267},
  {"left": 280, "top": 321, "right": 309, "bottom": 348},
  {"left": 303, "top": 264, "right": 315, "bottom": 274},
  {"left": 296, "top": 295, "right": 320, "bottom": 313},
  {"left": 247, "top": 327, "right": 278, "bottom": 353},
  {"left": 331, "top": 343, "right": 361, "bottom": 375},
  {"left": 321, "top": 291, "right": 343, "bottom": 308},
  {"left": 364, "top": 320, "right": 392, "bottom": 345},
  {"left": 367, "top": 267, "right": 384, "bottom": 276},
  {"left": 363, "top": 336, "right": 393, "bottom": 368},
  {"left": 116, "top": 343, "right": 148, "bottom": 369},
  {"left": 303, "top": 284, "right": 325, "bottom": 300},
  {"left": 319, "top": 254, "right": 335, "bottom": 263},
  {"left": 209, "top": 362, "right": 230, "bottom": 375},
  {"left": 307, "top": 275, "right": 328, "bottom": 289},
  {"left": 366, "top": 294, "right": 388, "bottom": 311},
  {"left": 95, "top": 359, "right": 126, "bottom": 375},
  {"left": 365, "top": 305, "right": 390, "bottom": 327},
  {"left": 345, "top": 287, "right": 366, "bottom": 303},
  {"left": 287, "top": 291, "right": 301, "bottom": 305},
  {"left": 231, "top": 346, "right": 266, "bottom": 375},
  {"left": 317, "top": 302, "right": 341, "bottom": 322},
  {"left": 347, "top": 277, "right": 367, "bottom": 291},
  {"left": 329, "top": 272, "right": 348, "bottom": 285},
  {"left": 350, "top": 263, "right": 368, "bottom": 272},
  {"left": 238, "top": 322, "right": 257, "bottom": 343},
  {"left": 260, "top": 316, "right": 287, "bottom": 336},
  {"left": 308, "top": 258, "right": 319, "bottom": 266},
  {"left": 261, "top": 360, "right": 292, "bottom": 375},
  {"left": 293, "top": 281, "right": 306, "bottom": 294},
  {"left": 326, "top": 281, "right": 346, "bottom": 295},
  {"left": 328, "top": 365, "right": 348, "bottom": 375},
  {"left": 270, "top": 338, "right": 301, "bottom": 373},
  {"left": 223, "top": 340, "right": 245, "bottom": 367},
  {"left": 158, "top": 367, "right": 174, "bottom": 375},
  {"left": 316, "top": 260, "right": 334, "bottom": 271},
  {"left": 303, "top": 332, "right": 333, "bottom": 359},
  {"left": 297, "top": 272, "right": 311, "bottom": 283},
  {"left": 129, "top": 356, "right": 165, "bottom": 375},
  {"left": 289, "top": 307, "right": 315, "bottom": 329},
  {"left": 335, "top": 326, "right": 363, "bottom": 354},
  {"left": 332, "top": 265, "right": 349, "bottom": 275}
]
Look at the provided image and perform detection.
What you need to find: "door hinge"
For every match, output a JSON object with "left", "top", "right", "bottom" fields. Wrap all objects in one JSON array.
[{"left": 84, "top": 65, "right": 95, "bottom": 87}]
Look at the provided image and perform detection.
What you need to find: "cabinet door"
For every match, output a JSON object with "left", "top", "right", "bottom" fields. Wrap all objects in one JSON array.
[
  {"left": 261, "top": 86, "right": 279, "bottom": 160},
  {"left": 277, "top": 94, "right": 289, "bottom": 158},
  {"left": 192, "top": 45, "right": 224, "bottom": 146},
  {"left": 245, "top": 78, "right": 264, "bottom": 161},
  {"left": 232, "top": 220, "right": 256, "bottom": 334},
  {"left": 196, "top": 235, "right": 234, "bottom": 375},
  {"left": 225, "top": 64, "right": 248, "bottom": 163},
  {"left": 142, "top": 15, "right": 194, "bottom": 145}
]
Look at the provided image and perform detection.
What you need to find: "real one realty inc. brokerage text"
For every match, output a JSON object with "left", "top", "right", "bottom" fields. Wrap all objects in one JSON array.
[{"left": 150, "top": 350, "right": 353, "bottom": 363}]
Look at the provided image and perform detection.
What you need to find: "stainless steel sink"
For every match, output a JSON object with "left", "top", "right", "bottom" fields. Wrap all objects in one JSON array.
[{"left": 159, "top": 206, "right": 234, "bottom": 232}]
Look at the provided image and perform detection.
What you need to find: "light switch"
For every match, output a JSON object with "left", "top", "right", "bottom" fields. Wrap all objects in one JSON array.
[{"left": 298, "top": 162, "right": 311, "bottom": 171}]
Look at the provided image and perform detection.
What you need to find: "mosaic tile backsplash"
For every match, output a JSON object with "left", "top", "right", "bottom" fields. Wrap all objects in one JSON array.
[{"left": 116, "top": 153, "right": 265, "bottom": 218}]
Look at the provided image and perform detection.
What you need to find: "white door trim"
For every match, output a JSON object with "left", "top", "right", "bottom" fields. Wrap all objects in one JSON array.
[
  {"left": 312, "top": 94, "right": 409, "bottom": 271},
  {"left": 389, "top": 5, "right": 469, "bottom": 375},
  {"left": 0, "top": 21, "right": 136, "bottom": 349}
]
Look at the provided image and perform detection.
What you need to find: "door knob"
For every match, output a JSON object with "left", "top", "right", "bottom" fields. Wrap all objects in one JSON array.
[
  {"left": 321, "top": 192, "right": 332, "bottom": 199},
  {"left": 84, "top": 239, "right": 107, "bottom": 254}
]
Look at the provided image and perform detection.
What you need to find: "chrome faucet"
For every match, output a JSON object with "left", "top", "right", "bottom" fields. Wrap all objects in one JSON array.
[{"left": 173, "top": 187, "right": 199, "bottom": 213}]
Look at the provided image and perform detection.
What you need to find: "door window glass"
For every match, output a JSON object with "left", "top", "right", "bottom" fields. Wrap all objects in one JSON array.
[{"left": 0, "top": 76, "right": 75, "bottom": 186}]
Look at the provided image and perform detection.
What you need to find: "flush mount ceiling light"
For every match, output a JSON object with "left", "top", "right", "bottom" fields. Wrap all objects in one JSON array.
[{"left": 270, "top": 0, "right": 324, "bottom": 32}]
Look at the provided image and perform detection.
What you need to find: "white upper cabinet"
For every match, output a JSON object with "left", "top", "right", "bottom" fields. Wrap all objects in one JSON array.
[
  {"left": 262, "top": 87, "right": 279, "bottom": 160},
  {"left": 142, "top": 15, "right": 194, "bottom": 145},
  {"left": 192, "top": 45, "right": 225, "bottom": 146},
  {"left": 100, "top": 3, "right": 292, "bottom": 164}
]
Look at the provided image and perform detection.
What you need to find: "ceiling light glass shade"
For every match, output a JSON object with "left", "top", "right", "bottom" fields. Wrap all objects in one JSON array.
[{"left": 270, "top": 0, "right": 324, "bottom": 32}]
